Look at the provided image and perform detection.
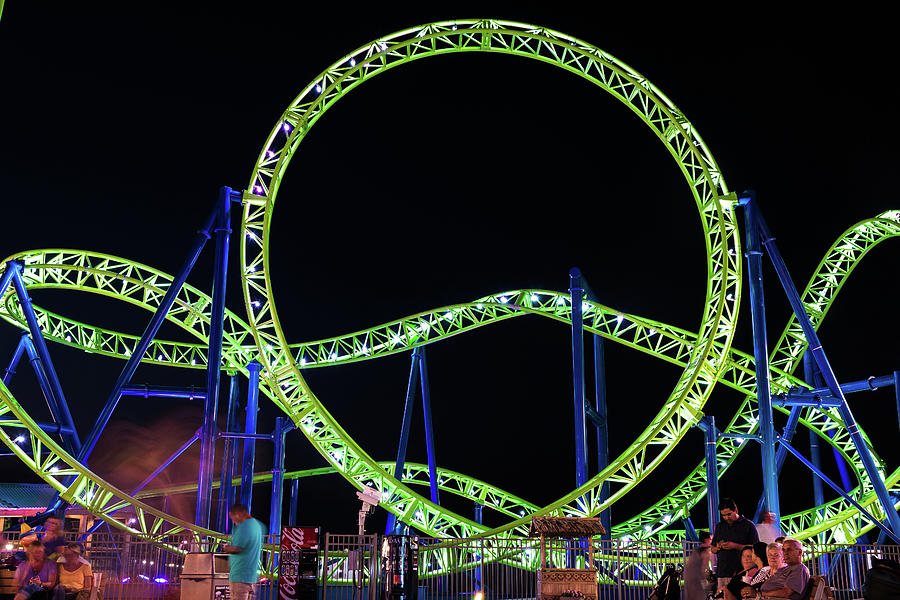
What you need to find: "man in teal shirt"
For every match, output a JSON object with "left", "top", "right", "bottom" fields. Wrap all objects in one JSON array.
[{"left": 223, "top": 504, "right": 265, "bottom": 600}]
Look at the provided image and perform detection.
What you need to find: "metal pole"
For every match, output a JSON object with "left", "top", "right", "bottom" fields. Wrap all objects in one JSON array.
[
  {"left": 754, "top": 205, "right": 900, "bottom": 537},
  {"left": 700, "top": 416, "right": 719, "bottom": 534},
  {"left": 682, "top": 517, "right": 698, "bottom": 542},
  {"left": 288, "top": 479, "right": 299, "bottom": 526},
  {"left": 752, "top": 406, "right": 802, "bottom": 521},
  {"left": 0, "top": 262, "right": 16, "bottom": 299},
  {"left": 241, "top": 360, "right": 262, "bottom": 510},
  {"left": 739, "top": 193, "right": 780, "bottom": 523},
  {"left": 120, "top": 385, "right": 207, "bottom": 399},
  {"left": 10, "top": 264, "right": 82, "bottom": 454},
  {"left": 418, "top": 345, "right": 440, "bottom": 505},
  {"left": 132, "top": 429, "right": 201, "bottom": 494},
  {"left": 593, "top": 334, "right": 610, "bottom": 539},
  {"left": 20, "top": 336, "right": 64, "bottom": 429},
  {"left": 217, "top": 373, "right": 241, "bottom": 533},
  {"left": 386, "top": 349, "right": 420, "bottom": 535},
  {"left": 196, "top": 186, "right": 233, "bottom": 530},
  {"left": 270, "top": 418, "right": 290, "bottom": 539},
  {"left": 777, "top": 438, "right": 900, "bottom": 544},
  {"left": 569, "top": 268, "right": 588, "bottom": 488},
  {"left": 895, "top": 371, "right": 900, "bottom": 436},
  {"left": 2, "top": 331, "right": 29, "bottom": 386},
  {"left": 804, "top": 351, "right": 827, "bottom": 574},
  {"left": 78, "top": 206, "right": 218, "bottom": 465}
]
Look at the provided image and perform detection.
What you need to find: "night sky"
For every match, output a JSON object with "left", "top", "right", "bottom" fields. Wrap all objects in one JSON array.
[{"left": 1, "top": 4, "right": 898, "bottom": 536}]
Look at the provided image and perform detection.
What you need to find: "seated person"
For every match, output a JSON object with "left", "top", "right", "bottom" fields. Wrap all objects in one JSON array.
[
  {"left": 57, "top": 544, "right": 93, "bottom": 600},
  {"left": 13, "top": 541, "right": 64, "bottom": 600},
  {"left": 758, "top": 538, "right": 809, "bottom": 600}
]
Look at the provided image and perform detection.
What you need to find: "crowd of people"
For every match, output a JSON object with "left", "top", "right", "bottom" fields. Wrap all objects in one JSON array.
[{"left": 684, "top": 498, "right": 810, "bottom": 600}]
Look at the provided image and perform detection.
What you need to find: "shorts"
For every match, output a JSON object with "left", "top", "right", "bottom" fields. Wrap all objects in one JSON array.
[{"left": 229, "top": 582, "right": 254, "bottom": 600}]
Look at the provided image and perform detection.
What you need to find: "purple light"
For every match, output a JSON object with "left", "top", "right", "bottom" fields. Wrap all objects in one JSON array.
[
  {"left": 315, "top": 84, "right": 322, "bottom": 93},
  {"left": 139, "top": 575, "right": 150, "bottom": 581},
  {"left": 266, "top": 150, "right": 274, "bottom": 158},
  {"left": 121, "top": 577, "right": 131, "bottom": 584},
  {"left": 154, "top": 578, "right": 168, "bottom": 584},
  {"left": 283, "top": 122, "right": 291, "bottom": 132},
  {"left": 254, "top": 185, "right": 262, "bottom": 194}
]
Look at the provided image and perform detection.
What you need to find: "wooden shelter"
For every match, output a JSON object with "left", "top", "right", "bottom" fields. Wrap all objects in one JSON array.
[{"left": 530, "top": 517, "right": 606, "bottom": 600}]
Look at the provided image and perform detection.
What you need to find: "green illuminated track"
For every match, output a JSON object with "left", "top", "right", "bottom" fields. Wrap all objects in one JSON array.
[{"left": 1, "top": 19, "right": 897, "bottom": 559}]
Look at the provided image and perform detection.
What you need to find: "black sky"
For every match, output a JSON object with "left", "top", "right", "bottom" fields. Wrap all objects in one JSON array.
[{"left": 1, "top": 4, "right": 899, "bottom": 535}]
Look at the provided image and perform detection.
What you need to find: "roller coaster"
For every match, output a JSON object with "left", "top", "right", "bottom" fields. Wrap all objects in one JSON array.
[{"left": 2, "top": 20, "right": 900, "bottom": 567}]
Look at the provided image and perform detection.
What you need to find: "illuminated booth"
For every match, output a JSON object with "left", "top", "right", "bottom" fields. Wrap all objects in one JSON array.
[{"left": 530, "top": 517, "right": 605, "bottom": 600}]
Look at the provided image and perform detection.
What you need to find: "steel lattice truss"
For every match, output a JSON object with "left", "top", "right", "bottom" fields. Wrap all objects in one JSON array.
[{"left": 0, "top": 19, "right": 898, "bottom": 571}]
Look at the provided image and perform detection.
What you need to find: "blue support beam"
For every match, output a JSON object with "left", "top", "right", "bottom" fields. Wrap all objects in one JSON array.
[
  {"left": 739, "top": 193, "right": 780, "bottom": 523},
  {"left": 753, "top": 406, "right": 802, "bottom": 522},
  {"left": 803, "top": 351, "right": 828, "bottom": 574},
  {"left": 132, "top": 429, "right": 201, "bottom": 495},
  {"left": 569, "top": 268, "right": 588, "bottom": 489},
  {"left": 593, "top": 334, "right": 610, "bottom": 539},
  {"left": 20, "top": 336, "right": 63, "bottom": 429},
  {"left": 750, "top": 200, "right": 900, "bottom": 538},
  {"left": 288, "top": 479, "right": 299, "bottom": 527},
  {"left": 196, "top": 187, "right": 234, "bottom": 530},
  {"left": 2, "top": 332, "right": 29, "bottom": 386},
  {"left": 270, "top": 418, "right": 292, "bottom": 542},
  {"left": 418, "top": 345, "right": 440, "bottom": 505},
  {"left": 240, "top": 360, "right": 262, "bottom": 510},
  {"left": 77, "top": 206, "right": 218, "bottom": 468},
  {"left": 777, "top": 437, "right": 900, "bottom": 544},
  {"left": 698, "top": 416, "right": 719, "bottom": 534},
  {"left": 120, "top": 385, "right": 207, "bottom": 399},
  {"left": 216, "top": 373, "right": 241, "bottom": 533},
  {"left": 9, "top": 263, "right": 82, "bottom": 455},
  {"left": 386, "top": 349, "right": 420, "bottom": 535},
  {"left": 895, "top": 371, "right": 900, "bottom": 435},
  {"left": 682, "top": 517, "right": 698, "bottom": 542}
]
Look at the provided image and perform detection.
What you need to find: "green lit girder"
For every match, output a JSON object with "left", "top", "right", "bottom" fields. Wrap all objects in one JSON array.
[
  {"left": 0, "top": 206, "right": 896, "bottom": 544},
  {"left": 240, "top": 18, "right": 741, "bottom": 541},
  {"left": 613, "top": 211, "right": 900, "bottom": 543}
]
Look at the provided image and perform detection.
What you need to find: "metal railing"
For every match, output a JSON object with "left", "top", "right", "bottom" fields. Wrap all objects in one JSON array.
[{"left": 4, "top": 530, "right": 898, "bottom": 599}]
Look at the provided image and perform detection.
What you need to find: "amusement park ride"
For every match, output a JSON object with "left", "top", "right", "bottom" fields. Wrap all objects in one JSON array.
[{"left": 2, "top": 20, "right": 900, "bottom": 570}]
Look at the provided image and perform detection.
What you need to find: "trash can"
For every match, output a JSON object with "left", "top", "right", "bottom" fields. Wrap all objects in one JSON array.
[{"left": 180, "top": 553, "right": 231, "bottom": 600}]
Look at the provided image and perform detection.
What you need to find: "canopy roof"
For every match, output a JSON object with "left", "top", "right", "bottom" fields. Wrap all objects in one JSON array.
[{"left": 528, "top": 516, "right": 606, "bottom": 537}]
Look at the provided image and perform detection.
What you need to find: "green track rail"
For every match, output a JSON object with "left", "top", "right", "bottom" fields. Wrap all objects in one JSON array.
[{"left": 0, "top": 20, "right": 897, "bottom": 565}]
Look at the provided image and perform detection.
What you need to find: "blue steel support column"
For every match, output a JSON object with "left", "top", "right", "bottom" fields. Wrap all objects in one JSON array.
[
  {"left": 20, "top": 337, "right": 61, "bottom": 425},
  {"left": 386, "top": 349, "right": 421, "bottom": 535},
  {"left": 132, "top": 429, "right": 201, "bottom": 494},
  {"left": 0, "top": 263, "right": 16, "bottom": 299},
  {"left": 699, "top": 416, "right": 720, "bottom": 534},
  {"left": 895, "top": 372, "right": 900, "bottom": 435},
  {"left": 10, "top": 264, "right": 82, "bottom": 454},
  {"left": 270, "top": 418, "right": 291, "bottom": 541},
  {"left": 196, "top": 186, "right": 233, "bottom": 530},
  {"left": 593, "top": 334, "right": 610, "bottom": 539},
  {"left": 804, "top": 351, "right": 827, "bottom": 574},
  {"left": 753, "top": 406, "right": 802, "bottom": 521},
  {"left": 78, "top": 206, "right": 217, "bottom": 466},
  {"left": 216, "top": 373, "right": 241, "bottom": 533},
  {"left": 739, "top": 193, "right": 781, "bottom": 523},
  {"left": 2, "top": 332, "right": 29, "bottom": 386},
  {"left": 241, "top": 361, "right": 262, "bottom": 510},
  {"left": 569, "top": 268, "right": 588, "bottom": 489},
  {"left": 418, "top": 345, "right": 440, "bottom": 505},
  {"left": 754, "top": 208, "right": 900, "bottom": 538},
  {"left": 288, "top": 479, "right": 299, "bottom": 527},
  {"left": 682, "top": 518, "right": 698, "bottom": 542}
]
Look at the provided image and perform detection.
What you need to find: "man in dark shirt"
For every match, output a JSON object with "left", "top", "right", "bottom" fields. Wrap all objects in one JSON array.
[{"left": 710, "top": 498, "right": 759, "bottom": 590}]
